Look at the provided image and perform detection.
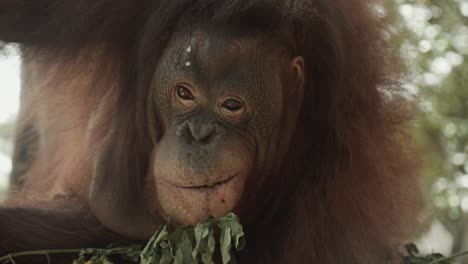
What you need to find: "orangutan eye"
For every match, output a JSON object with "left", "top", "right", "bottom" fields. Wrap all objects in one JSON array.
[
  {"left": 176, "top": 85, "right": 195, "bottom": 101},
  {"left": 219, "top": 97, "right": 248, "bottom": 121},
  {"left": 222, "top": 98, "right": 243, "bottom": 112}
]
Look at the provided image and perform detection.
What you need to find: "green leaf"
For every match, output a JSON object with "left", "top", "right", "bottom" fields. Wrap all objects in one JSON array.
[
  {"left": 102, "top": 257, "right": 115, "bottom": 264},
  {"left": 140, "top": 224, "right": 171, "bottom": 264},
  {"left": 159, "top": 245, "right": 174, "bottom": 264},
  {"left": 193, "top": 216, "right": 215, "bottom": 264},
  {"left": 220, "top": 226, "right": 233, "bottom": 264},
  {"left": 218, "top": 213, "right": 246, "bottom": 264},
  {"left": 202, "top": 231, "right": 216, "bottom": 264},
  {"left": 183, "top": 230, "right": 195, "bottom": 261}
]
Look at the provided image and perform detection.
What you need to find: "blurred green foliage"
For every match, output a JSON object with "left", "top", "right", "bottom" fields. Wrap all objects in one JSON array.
[
  {"left": 0, "top": 121, "right": 13, "bottom": 200},
  {"left": 393, "top": 0, "right": 468, "bottom": 253},
  {"left": 0, "top": 122, "right": 13, "bottom": 141}
]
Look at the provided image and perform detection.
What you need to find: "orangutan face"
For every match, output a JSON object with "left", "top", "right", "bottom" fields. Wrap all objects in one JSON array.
[{"left": 151, "top": 25, "right": 304, "bottom": 224}]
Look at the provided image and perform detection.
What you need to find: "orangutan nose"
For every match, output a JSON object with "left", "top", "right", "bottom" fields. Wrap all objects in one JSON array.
[
  {"left": 188, "top": 121, "right": 217, "bottom": 143},
  {"left": 176, "top": 119, "right": 218, "bottom": 144}
]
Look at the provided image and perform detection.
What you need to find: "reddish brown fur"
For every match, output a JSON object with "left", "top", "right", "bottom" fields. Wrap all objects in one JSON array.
[{"left": 0, "top": 0, "right": 424, "bottom": 263}]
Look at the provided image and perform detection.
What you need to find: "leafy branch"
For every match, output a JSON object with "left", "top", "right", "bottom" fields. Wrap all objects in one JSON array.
[
  {"left": 0, "top": 213, "right": 245, "bottom": 264},
  {"left": 401, "top": 244, "right": 468, "bottom": 264}
]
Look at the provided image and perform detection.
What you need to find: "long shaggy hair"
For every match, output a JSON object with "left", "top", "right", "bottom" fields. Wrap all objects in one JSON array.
[{"left": 1, "top": 0, "right": 424, "bottom": 263}]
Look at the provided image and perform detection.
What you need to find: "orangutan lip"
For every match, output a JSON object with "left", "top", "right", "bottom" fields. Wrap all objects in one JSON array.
[{"left": 163, "top": 174, "right": 238, "bottom": 190}]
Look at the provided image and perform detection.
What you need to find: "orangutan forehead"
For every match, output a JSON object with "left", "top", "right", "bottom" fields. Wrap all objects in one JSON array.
[
  {"left": 160, "top": 28, "right": 290, "bottom": 89},
  {"left": 192, "top": 30, "right": 261, "bottom": 61},
  {"left": 168, "top": 29, "right": 270, "bottom": 78}
]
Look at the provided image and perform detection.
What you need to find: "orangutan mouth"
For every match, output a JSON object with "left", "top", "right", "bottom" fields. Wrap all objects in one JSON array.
[
  {"left": 178, "top": 174, "right": 238, "bottom": 190},
  {"left": 163, "top": 174, "right": 239, "bottom": 190}
]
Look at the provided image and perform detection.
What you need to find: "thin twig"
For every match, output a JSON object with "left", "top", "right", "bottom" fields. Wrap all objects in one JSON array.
[
  {"left": 428, "top": 251, "right": 468, "bottom": 264},
  {"left": 0, "top": 249, "right": 82, "bottom": 263}
]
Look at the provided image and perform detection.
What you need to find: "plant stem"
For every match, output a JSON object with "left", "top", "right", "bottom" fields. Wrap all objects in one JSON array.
[
  {"left": 428, "top": 251, "right": 468, "bottom": 264},
  {"left": 0, "top": 249, "right": 82, "bottom": 263}
]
